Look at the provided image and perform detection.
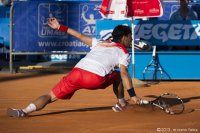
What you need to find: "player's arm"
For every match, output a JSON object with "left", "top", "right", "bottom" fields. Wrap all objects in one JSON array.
[
  {"left": 47, "top": 17, "right": 93, "bottom": 47},
  {"left": 67, "top": 28, "right": 92, "bottom": 46},
  {"left": 119, "top": 64, "right": 140, "bottom": 103}
]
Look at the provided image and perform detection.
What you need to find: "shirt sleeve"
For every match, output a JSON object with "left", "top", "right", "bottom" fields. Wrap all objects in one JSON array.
[
  {"left": 91, "top": 38, "right": 100, "bottom": 47},
  {"left": 118, "top": 53, "right": 131, "bottom": 68}
]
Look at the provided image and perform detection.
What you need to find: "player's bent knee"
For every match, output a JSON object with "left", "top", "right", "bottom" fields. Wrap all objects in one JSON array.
[{"left": 50, "top": 91, "right": 58, "bottom": 102}]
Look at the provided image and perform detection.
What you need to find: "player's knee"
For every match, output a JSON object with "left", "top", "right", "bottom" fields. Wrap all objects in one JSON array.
[{"left": 50, "top": 91, "right": 58, "bottom": 102}]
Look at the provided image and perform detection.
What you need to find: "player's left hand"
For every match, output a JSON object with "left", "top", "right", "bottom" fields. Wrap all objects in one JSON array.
[{"left": 47, "top": 17, "right": 60, "bottom": 30}]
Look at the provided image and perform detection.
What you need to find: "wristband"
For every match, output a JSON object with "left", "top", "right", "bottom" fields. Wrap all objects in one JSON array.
[
  {"left": 58, "top": 25, "right": 68, "bottom": 33},
  {"left": 127, "top": 88, "right": 136, "bottom": 97}
]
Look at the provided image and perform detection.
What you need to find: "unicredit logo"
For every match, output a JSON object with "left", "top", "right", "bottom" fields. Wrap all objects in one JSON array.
[
  {"left": 134, "top": 9, "right": 144, "bottom": 14},
  {"left": 149, "top": 8, "right": 159, "bottom": 13}
]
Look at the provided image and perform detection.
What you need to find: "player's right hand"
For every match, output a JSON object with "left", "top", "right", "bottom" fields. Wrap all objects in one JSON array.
[
  {"left": 130, "top": 96, "right": 149, "bottom": 105},
  {"left": 130, "top": 96, "right": 142, "bottom": 104}
]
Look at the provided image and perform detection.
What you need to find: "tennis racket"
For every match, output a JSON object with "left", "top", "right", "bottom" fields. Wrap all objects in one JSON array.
[
  {"left": 142, "top": 46, "right": 163, "bottom": 84},
  {"left": 82, "top": 5, "right": 89, "bottom": 14},
  {"left": 141, "top": 93, "right": 185, "bottom": 115}
]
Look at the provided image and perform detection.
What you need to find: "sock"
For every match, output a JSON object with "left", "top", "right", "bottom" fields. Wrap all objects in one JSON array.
[
  {"left": 22, "top": 103, "right": 37, "bottom": 114},
  {"left": 118, "top": 98, "right": 126, "bottom": 106}
]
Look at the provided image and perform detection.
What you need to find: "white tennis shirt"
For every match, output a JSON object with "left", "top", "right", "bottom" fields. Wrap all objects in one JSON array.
[{"left": 75, "top": 38, "right": 131, "bottom": 76}]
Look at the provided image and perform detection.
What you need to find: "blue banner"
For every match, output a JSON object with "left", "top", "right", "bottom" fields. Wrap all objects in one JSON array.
[
  {"left": 13, "top": 1, "right": 102, "bottom": 52},
  {"left": 10, "top": 0, "right": 200, "bottom": 52},
  {"left": 96, "top": 20, "right": 132, "bottom": 39},
  {"left": 135, "top": 20, "right": 200, "bottom": 46},
  {"left": 96, "top": 20, "right": 200, "bottom": 46}
]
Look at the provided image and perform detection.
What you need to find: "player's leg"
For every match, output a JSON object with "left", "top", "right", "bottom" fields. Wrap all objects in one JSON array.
[
  {"left": 7, "top": 68, "right": 81, "bottom": 118},
  {"left": 112, "top": 75, "right": 125, "bottom": 102},
  {"left": 112, "top": 77, "right": 129, "bottom": 112},
  {"left": 24, "top": 91, "right": 57, "bottom": 113},
  {"left": 7, "top": 91, "right": 57, "bottom": 117}
]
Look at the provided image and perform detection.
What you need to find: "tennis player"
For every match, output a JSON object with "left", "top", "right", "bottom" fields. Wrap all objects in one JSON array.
[{"left": 7, "top": 17, "right": 142, "bottom": 117}]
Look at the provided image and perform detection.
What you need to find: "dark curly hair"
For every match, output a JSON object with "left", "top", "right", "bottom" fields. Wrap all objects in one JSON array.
[{"left": 112, "top": 25, "right": 132, "bottom": 43}]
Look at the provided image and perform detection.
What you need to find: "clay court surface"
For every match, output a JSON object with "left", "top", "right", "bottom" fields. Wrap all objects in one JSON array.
[{"left": 0, "top": 71, "right": 199, "bottom": 133}]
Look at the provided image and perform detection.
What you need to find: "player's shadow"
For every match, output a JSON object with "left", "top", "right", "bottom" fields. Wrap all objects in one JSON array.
[
  {"left": 30, "top": 106, "right": 112, "bottom": 117},
  {"left": 144, "top": 95, "right": 200, "bottom": 114},
  {"left": 29, "top": 95, "right": 199, "bottom": 117}
]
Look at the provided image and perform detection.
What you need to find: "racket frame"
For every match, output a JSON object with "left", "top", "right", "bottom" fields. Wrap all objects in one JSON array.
[
  {"left": 149, "top": 93, "right": 185, "bottom": 115},
  {"left": 142, "top": 45, "right": 163, "bottom": 81}
]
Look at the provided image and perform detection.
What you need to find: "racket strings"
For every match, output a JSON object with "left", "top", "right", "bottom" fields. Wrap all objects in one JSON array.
[
  {"left": 148, "top": 93, "right": 184, "bottom": 115},
  {"left": 143, "top": 65, "right": 163, "bottom": 81},
  {"left": 143, "top": 56, "right": 163, "bottom": 82},
  {"left": 160, "top": 95, "right": 184, "bottom": 114},
  {"left": 153, "top": 98, "right": 166, "bottom": 110}
]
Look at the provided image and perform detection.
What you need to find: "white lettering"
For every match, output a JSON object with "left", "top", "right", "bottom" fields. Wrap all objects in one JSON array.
[
  {"left": 182, "top": 24, "right": 193, "bottom": 39},
  {"left": 152, "top": 24, "right": 168, "bottom": 42},
  {"left": 135, "top": 22, "right": 200, "bottom": 44},
  {"left": 138, "top": 24, "right": 153, "bottom": 39},
  {"left": 41, "top": 27, "right": 64, "bottom": 36},
  {"left": 82, "top": 25, "right": 96, "bottom": 34},
  {"left": 192, "top": 24, "right": 200, "bottom": 39},
  {"left": 168, "top": 24, "right": 182, "bottom": 40},
  {"left": 38, "top": 41, "right": 89, "bottom": 48}
]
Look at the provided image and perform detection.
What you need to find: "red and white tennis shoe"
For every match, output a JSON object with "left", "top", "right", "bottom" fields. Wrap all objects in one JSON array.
[{"left": 7, "top": 108, "right": 27, "bottom": 117}]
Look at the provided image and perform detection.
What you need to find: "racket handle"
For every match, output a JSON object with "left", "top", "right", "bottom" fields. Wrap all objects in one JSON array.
[
  {"left": 152, "top": 46, "right": 156, "bottom": 57},
  {"left": 139, "top": 99, "right": 149, "bottom": 105}
]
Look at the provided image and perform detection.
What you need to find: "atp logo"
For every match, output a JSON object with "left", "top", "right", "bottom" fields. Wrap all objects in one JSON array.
[
  {"left": 38, "top": 3, "right": 68, "bottom": 37},
  {"left": 79, "top": 3, "right": 103, "bottom": 36}
]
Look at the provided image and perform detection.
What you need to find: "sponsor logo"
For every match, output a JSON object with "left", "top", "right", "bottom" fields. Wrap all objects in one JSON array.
[
  {"left": 149, "top": 8, "right": 160, "bottom": 14},
  {"left": 135, "top": 23, "right": 200, "bottom": 43},
  {"left": 134, "top": 9, "right": 144, "bottom": 14},
  {"left": 79, "top": 4, "right": 103, "bottom": 36},
  {"left": 38, "top": 3, "right": 68, "bottom": 37}
]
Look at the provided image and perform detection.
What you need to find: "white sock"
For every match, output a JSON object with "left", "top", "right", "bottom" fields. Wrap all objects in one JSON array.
[
  {"left": 22, "top": 103, "right": 37, "bottom": 114},
  {"left": 118, "top": 98, "right": 126, "bottom": 106}
]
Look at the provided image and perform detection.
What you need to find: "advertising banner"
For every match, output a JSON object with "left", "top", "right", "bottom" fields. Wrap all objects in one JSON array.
[
  {"left": 11, "top": 0, "right": 200, "bottom": 52},
  {"left": 96, "top": 20, "right": 200, "bottom": 46},
  {"left": 135, "top": 20, "right": 200, "bottom": 46},
  {"left": 12, "top": 1, "right": 102, "bottom": 52},
  {"left": 96, "top": 20, "right": 132, "bottom": 39}
]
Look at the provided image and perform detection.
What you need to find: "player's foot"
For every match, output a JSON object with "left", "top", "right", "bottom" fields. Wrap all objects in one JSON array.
[
  {"left": 112, "top": 102, "right": 129, "bottom": 112},
  {"left": 7, "top": 108, "right": 27, "bottom": 117}
]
